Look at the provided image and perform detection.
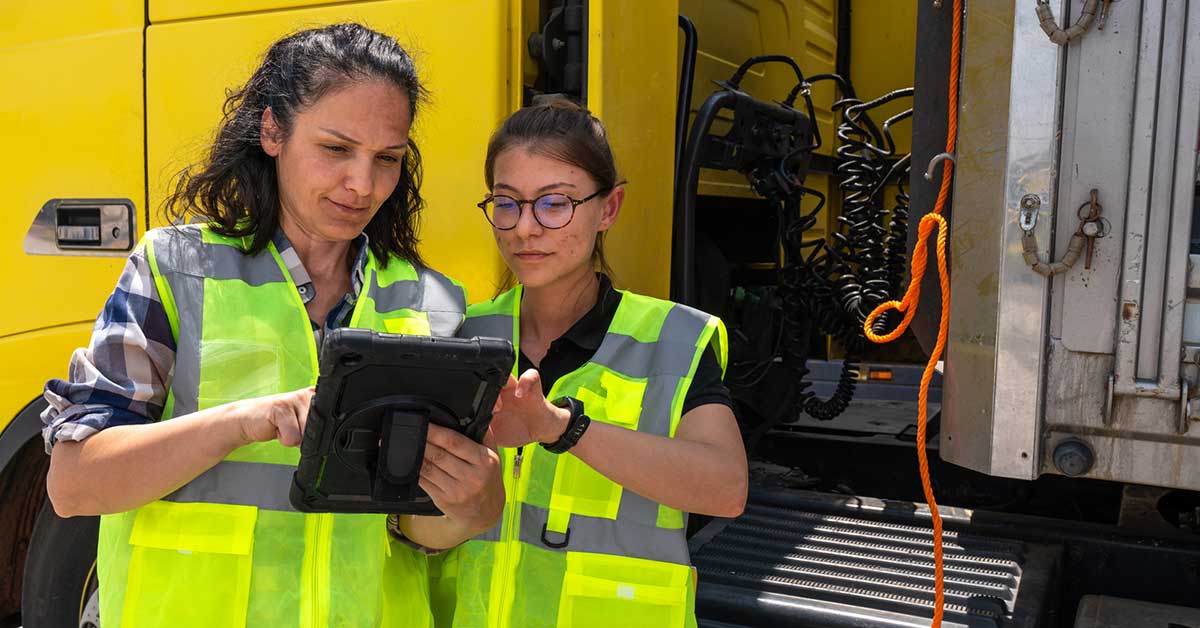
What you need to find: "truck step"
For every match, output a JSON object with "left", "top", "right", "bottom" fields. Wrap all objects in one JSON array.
[{"left": 691, "top": 489, "right": 1060, "bottom": 628}]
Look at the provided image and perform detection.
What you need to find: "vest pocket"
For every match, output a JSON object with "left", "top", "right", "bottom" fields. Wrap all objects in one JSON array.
[
  {"left": 549, "top": 371, "right": 646, "bottom": 521},
  {"left": 556, "top": 552, "right": 692, "bottom": 628},
  {"left": 122, "top": 500, "right": 257, "bottom": 628},
  {"left": 383, "top": 314, "right": 432, "bottom": 335}
]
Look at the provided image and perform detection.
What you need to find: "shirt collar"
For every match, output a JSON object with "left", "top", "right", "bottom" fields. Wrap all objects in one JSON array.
[
  {"left": 553, "top": 274, "right": 621, "bottom": 352},
  {"left": 272, "top": 228, "right": 370, "bottom": 305}
]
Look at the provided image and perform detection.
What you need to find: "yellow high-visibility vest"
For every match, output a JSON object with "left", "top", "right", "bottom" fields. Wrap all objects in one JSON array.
[
  {"left": 97, "top": 224, "right": 465, "bottom": 627},
  {"left": 432, "top": 284, "right": 728, "bottom": 628}
]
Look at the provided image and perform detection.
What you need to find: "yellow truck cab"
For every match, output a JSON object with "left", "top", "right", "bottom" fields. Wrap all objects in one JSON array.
[{"left": 4, "top": 1, "right": 1200, "bottom": 627}]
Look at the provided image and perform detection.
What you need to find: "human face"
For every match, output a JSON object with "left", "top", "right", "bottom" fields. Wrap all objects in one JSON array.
[
  {"left": 489, "top": 146, "right": 622, "bottom": 289},
  {"left": 261, "top": 80, "right": 411, "bottom": 245}
]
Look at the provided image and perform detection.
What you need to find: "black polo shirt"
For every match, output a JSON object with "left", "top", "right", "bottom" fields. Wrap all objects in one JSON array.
[{"left": 517, "top": 275, "right": 732, "bottom": 416}]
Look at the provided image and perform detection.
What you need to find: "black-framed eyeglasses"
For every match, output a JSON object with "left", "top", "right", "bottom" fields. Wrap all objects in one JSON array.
[{"left": 477, "top": 189, "right": 608, "bottom": 230}]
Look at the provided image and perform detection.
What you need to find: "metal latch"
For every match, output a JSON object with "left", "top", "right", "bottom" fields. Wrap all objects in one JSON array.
[{"left": 24, "top": 198, "right": 136, "bottom": 257}]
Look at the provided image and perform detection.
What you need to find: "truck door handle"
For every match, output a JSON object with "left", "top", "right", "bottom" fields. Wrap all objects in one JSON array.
[{"left": 24, "top": 198, "right": 137, "bottom": 256}]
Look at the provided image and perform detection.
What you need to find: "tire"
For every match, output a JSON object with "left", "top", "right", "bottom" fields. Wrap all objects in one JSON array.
[{"left": 21, "top": 503, "right": 99, "bottom": 628}]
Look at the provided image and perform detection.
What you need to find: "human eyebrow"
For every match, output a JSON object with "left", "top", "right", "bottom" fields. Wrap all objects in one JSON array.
[
  {"left": 492, "top": 182, "right": 578, "bottom": 195},
  {"left": 536, "top": 182, "right": 577, "bottom": 194},
  {"left": 318, "top": 127, "right": 407, "bottom": 150}
]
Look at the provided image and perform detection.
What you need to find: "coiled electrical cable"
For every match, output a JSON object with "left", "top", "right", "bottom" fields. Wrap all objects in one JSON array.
[{"left": 775, "top": 84, "right": 914, "bottom": 421}]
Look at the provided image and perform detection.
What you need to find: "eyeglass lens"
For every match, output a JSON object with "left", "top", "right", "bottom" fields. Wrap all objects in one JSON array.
[{"left": 488, "top": 194, "right": 575, "bottom": 229}]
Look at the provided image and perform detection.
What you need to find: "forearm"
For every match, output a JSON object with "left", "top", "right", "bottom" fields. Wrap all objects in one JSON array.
[
  {"left": 47, "top": 402, "right": 248, "bottom": 517},
  {"left": 569, "top": 420, "right": 748, "bottom": 517},
  {"left": 397, "top": 513, "right": 487, "bottom": 550}
]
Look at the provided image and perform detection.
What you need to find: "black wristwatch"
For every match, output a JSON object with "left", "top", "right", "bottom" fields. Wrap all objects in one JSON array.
[{"left": 542, "top": 396, "right": 591, "bottom": 454}]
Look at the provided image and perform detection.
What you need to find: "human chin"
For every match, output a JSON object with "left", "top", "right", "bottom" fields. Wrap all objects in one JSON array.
[
  {"left": 505, "top": 255, "right": 551, "bottom": 287},
  {"left": 320, "top": 215, "right": 369, "bottom": 242}
]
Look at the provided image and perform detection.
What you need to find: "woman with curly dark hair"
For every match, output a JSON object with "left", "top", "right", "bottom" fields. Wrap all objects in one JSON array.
[{"left": 41, "top": 23, "right": 501, "bottom": 627}]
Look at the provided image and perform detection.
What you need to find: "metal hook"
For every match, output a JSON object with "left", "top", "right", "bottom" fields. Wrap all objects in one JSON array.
[{"left": 924, "top": 152, "right": 956, "bottom": 181}]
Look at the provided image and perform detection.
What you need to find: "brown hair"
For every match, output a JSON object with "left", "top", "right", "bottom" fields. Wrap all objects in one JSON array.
[{"left": 484, "top": 99, "right": 621, "bottom": 290}]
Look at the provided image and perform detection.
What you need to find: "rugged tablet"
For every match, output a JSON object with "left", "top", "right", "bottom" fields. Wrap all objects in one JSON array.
[{"left": 290, "top": 328, "right": 514, "bottom": 515}]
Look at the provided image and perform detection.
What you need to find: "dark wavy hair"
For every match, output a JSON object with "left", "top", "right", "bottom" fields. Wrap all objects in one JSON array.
[
  {"left": 484, "top": 99, "right": 622, "bottom": 288},
  {"left": 164, "top": 23, "right": 427, "bottom": 267}
]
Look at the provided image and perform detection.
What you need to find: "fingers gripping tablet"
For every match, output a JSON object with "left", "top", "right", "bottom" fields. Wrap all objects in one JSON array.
[{"left": 290, "top": 328, "right": 514, "bottom": 514}]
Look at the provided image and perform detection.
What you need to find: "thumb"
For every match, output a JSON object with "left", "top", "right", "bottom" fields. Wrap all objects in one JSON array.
[{"left": 514, "top": 369, "right": 539, "bottom": 398}]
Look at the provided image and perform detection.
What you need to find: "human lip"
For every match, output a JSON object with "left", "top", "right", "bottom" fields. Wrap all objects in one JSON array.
[
  {"left": 514, "top": 250, "right": 552, "bottom": 260},
  {"left": 326, "top": 198, "right": 370, "bottom": 212}
]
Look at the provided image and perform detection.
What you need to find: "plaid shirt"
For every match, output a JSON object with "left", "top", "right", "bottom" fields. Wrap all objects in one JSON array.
[{"left": 41, "top": 229, "right": 369, "bottom": 452}]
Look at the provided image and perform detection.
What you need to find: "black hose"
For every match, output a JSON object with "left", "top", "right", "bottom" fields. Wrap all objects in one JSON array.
[{"left": 675, "top": 15, "right": 698, "bottom": 193}]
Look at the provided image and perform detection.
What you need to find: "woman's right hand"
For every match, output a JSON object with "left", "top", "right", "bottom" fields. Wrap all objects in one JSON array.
[
  {"left": 233, "top": 386, "right": 316, "bottom": 447},
  {"left": 489, "top": 371, "right": 570, "bottom": 448}
]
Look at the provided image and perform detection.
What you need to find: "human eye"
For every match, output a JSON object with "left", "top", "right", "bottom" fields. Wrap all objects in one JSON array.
[
  {"left": 323, "top": 144, "right": 349, "bottom": 154},
  {"left": 493, "top": 196, "right": 520, "bottom": 211},
  {"left": 376, "top": 153, "right": 401, "bottom": 164},
  {"left": 538, "top": 194, "right": 572, "bottom": 210}
]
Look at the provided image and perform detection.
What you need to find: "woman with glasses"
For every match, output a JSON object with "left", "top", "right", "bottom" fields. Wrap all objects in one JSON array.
[{"left": 429, "top": 100, "right": 748, "bottom": 628}]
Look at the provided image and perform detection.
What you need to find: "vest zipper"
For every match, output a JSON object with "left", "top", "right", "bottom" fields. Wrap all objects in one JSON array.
[
  {"left": 300, "top": 513, "right": 333, "bottom": 628},
  {"left": 315, "top": 513, "right": 330, "bottom": 628},
  {"left": 489, "top": 448, "right": 523, "bottom": 628}
]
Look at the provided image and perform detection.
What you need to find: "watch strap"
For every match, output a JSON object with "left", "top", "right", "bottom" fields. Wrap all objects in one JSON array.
[{"left": 543, "top": 396, "right": 590, "bottom": 454}]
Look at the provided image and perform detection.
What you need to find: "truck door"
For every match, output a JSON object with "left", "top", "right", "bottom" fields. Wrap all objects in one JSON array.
[{"left": 3, "top": 0, "right": 146, "bottom": 413}]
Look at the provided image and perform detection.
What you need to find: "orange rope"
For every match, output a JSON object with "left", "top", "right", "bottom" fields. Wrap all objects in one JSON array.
[{"left": 862, "top": 1, "right": 960, "bottom": 626}]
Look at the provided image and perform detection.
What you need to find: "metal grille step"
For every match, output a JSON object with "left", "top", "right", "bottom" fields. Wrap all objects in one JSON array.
[{"left": 690, "top": 489, "right": 1060, "bottom": 628}]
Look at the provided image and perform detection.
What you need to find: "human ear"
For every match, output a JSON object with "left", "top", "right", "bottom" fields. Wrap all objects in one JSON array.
[
  {"left": 597, "top": 186, "right": 624, "bottom": 232},
  {"left": 260, "top": 108, "right": 283, "bottom": 157}
]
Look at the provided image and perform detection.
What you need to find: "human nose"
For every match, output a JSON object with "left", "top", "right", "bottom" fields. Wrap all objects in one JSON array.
[
  {"left": 343, "top": 156, "right": 374, "bottom": 199},
  {"left": 512, "top": 200, "right": 544, "bottom": 238}
]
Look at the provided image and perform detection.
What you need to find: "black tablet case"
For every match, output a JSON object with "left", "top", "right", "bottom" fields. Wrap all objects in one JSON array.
[{"left": 290, "top": 328, "right": 514, "bottom": 514}]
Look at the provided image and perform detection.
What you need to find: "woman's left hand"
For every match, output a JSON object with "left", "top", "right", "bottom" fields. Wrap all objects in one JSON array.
[
  {"left": 489, "top": 370, "right": 570, "bottom": 448},
  {"left": 418, "top": 424, "right": 505, "bottom": 535}
]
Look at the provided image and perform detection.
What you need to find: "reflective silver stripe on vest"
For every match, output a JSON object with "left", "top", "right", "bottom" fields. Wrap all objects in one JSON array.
[
  {"left": 163, "top": 459, "right": 298, "bottom": 512},
  {"left": 517, "top": 502, "right": 690, "bottom": 565},
  {"left": 150, "top": 226, "right": 291, "bottom": 418},
  {"left": 605, "top": 306, "right": 712, "bottom": 525},
  {"left": 588, "top": 335, "right": 660, "bottom": 378},
  {"left": 366, "top": 266, "right": 466, "bottom": 336},
  {"left": 472, "top": 521, "right": 503, "bottom": 543},
  {"left": 419, "top": 268, "right": 467, "bottom": 335},
  {"left": 366, "top": 276, "right": 421, "bottom": 312},
  {"left": 167, "top": 273, "right": 204, "bottom": 418},
  {"left": 207, "top": 245, "right": 286, "bottom": 285},
  {"left": 461, "top": 293, "right": 716, "bottom": 537},
  {"left": 459, "top": 313, "right": 514, "bottom": 341}
]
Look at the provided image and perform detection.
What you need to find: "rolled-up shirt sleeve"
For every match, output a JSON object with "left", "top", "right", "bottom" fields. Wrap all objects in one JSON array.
[{"left": 41, "top": 247, "right": 177, "bottom": 453}]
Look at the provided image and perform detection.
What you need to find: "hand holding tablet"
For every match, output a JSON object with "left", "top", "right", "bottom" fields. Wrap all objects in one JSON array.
[{"left": 290, "top": 328, "right": 514, "bottom": 514}]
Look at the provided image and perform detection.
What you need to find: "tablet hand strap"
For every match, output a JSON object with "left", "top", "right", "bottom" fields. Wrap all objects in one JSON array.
[{"left": 379, "top": 410, "right": 429, "bottom": 485}]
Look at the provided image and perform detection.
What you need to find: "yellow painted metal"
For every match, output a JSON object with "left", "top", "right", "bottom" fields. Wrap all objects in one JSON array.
[
  {"left": 1, "top": 0, "right": 142, "bottom": 49},
  {"left": 0, "top": 1, "right": 144, "bottom": 430},
  {"left": 151, "top": 0, "right": 334, "bottom": 23},
  {"left": 681, "top": 0, "right": 839, "bottom": 180},
  {"left": 678, "top": 0, "right": 839, "bottom": 248},
  {"left": 145, "top": 0, "right": 519, "bottom": 302},
  {"left": 0, "top": 323, "right": 97, "bottom": 433},
  {"left": 587, "top": 0, "right": 679, "bottom": 299},
  {"left": 851, "top": 0, "right": 916, "bottom": 157}
]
